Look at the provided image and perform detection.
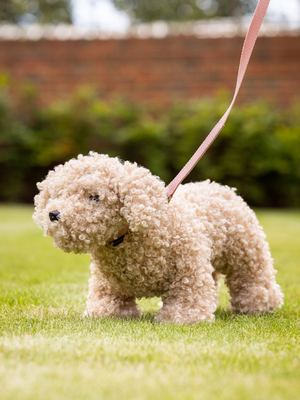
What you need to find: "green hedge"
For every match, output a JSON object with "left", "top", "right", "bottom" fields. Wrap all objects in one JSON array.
[{"left": 0, "top": 86, "right": 299, "bottom": 207}]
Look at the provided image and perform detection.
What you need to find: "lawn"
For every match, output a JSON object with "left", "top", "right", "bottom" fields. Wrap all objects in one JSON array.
[{"left": 0, "top": 205, "right": 299, "bottom": 400}]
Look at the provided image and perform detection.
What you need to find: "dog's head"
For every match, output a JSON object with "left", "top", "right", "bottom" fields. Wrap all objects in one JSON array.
[{"left": 33, "top": 152, "right": 167, "bottom": 253}]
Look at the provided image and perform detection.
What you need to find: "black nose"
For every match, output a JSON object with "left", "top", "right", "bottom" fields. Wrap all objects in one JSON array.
[{"left": 49, "top": 211, "right": 60, "bottom": 222}]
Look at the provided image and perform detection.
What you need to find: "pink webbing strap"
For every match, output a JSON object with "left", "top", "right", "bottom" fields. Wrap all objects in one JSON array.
[{"left": 166, "top": 0, "right": 270, "bottom": 201}]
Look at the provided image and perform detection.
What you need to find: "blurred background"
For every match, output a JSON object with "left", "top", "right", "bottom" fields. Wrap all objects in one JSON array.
[{"left": 0, "top": 0, "right": 299, "bottom": 207}]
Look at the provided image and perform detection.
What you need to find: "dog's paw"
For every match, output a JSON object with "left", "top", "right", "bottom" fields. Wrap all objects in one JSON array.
[{"left": 84, "top": 301, "right": 142, "bottom": 319}]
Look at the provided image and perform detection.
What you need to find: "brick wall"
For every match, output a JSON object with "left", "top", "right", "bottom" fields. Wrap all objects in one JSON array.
[{"left": 0, "top": 34, "right": 299, "bottom": 106}]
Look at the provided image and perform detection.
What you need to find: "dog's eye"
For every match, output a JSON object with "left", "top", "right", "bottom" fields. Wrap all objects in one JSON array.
[{"left": 89, "top": 195, "right": 99, "bottom": 203}]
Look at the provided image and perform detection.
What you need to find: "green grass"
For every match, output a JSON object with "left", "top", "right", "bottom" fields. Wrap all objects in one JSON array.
[{"left": 0, "top": 205, "right": 299, "bottom": 400}]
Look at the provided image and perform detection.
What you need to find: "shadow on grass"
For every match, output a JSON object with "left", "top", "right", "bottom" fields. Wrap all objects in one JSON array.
[
  {"left": 83, "top": 307, "right": 285, "bottom": 326},
  {"left": 1, "top": 302, "right": 287, "bottom": 337}
]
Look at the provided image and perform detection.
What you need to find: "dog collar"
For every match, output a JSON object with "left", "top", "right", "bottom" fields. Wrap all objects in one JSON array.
[
  {"left": 112, "top": 234, "right": 126, "bottom": 247},
  {"left": 107, "top": 224, "right": 129, "bottom": 247}
]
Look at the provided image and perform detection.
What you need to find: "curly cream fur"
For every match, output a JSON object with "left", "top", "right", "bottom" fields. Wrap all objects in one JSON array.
[{"left": 33, "top": 152, "right": 283, "bottom": 324}]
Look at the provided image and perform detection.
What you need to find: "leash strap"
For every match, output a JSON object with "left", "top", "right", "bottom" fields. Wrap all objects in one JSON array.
[{"left": 166, "top": 0, "right": 270, "bottom": 201}]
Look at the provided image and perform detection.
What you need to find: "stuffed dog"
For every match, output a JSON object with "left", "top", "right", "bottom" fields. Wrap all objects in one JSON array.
[{"left": 33, "top": 152, "right": 283, "bottom": 323}]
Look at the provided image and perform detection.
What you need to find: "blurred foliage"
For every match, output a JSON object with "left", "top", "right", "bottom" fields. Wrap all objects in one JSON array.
[
  {"left": 0, "top": 0, "right": 71, "bottom": 25},
  {"left": 0, "top": 83, "right": 299, "bottom": 207},
  {"left": 112, "top": 0, "right": 257, "bottom": 23}
]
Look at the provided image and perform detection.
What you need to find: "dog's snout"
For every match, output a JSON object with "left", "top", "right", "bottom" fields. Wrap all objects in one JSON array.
[{"left": 49, "top": 210, "right": 60, "bottom": 222}]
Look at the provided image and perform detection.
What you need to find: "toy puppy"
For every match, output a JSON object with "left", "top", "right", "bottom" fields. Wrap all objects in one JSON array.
[{"left": 33, "top": 152, "right": 283, "bottom": 323}]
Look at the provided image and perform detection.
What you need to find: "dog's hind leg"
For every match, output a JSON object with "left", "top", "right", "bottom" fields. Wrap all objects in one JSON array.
[
  {"left": 84, "top": 263, "right": 142, "bottom": 319},
  {"left": 224, "top": 231, "right": 284, "bottom": 314}
]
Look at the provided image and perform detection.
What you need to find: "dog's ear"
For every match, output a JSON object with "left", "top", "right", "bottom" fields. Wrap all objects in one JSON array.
[{"left": 118, "top": 162, "right": 167, "bottom": 232}]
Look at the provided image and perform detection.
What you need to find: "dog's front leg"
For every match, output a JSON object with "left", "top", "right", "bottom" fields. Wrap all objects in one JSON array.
[
  {"left": 155, "top": 271, "right": 217, "bottom": 324},
  {"left": 84, "top": 264, "right": 141, "bottom": 319}
]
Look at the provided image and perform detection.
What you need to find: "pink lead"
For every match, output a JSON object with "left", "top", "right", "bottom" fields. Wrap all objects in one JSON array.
[{"left": 166, "top": 0, "right": 271, "bottom": 201}]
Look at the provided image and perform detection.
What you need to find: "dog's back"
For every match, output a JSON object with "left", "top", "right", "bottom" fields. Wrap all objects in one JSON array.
[{"left": 170, "top": 180, "right": 261, "bottom": 268}]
